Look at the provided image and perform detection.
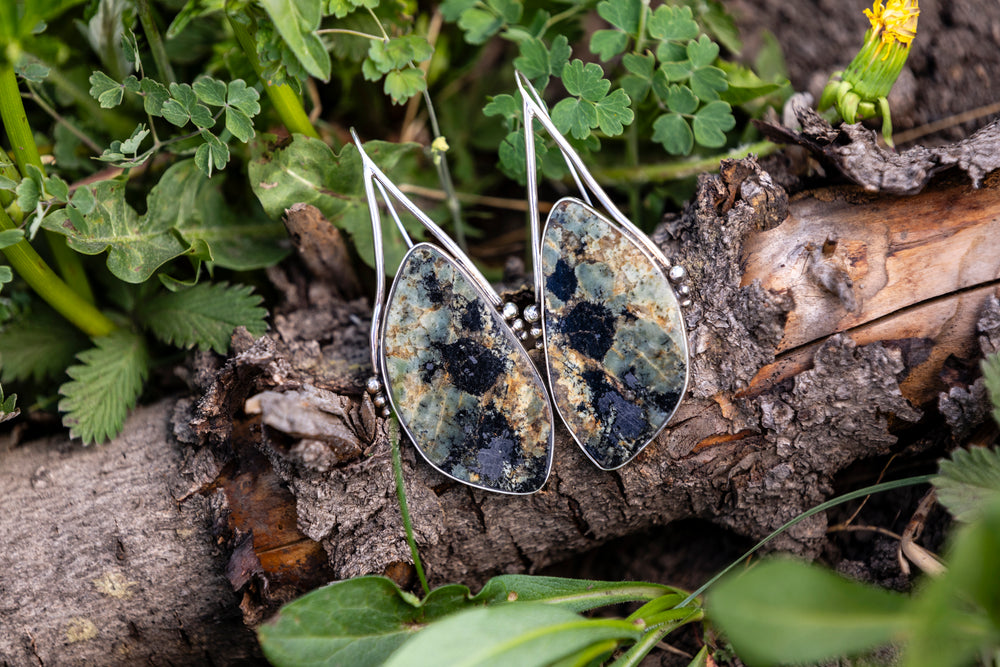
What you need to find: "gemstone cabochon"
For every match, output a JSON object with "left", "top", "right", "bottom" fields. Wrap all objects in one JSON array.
[
  {"left": 382, "top": 244, "right": 553, "bottom": 493},
  {"left": 541, "top": 199, "right": 687, "bottom": 469}
]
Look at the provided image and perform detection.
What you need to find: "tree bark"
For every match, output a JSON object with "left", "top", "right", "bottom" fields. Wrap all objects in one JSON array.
[{"left": 0, "top": 401, "right": 262, "bottom": 666}]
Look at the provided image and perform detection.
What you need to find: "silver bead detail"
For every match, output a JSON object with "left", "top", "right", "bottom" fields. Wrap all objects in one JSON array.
[
  {"left": 677, "top": 284, "right": 691, "bottom": 296},
  {"left": 529, "top": 325, "right": 543, "bottom": 338},
  {"left": 366, "top": 376, "right": 382, "bottom": 395},
  {"left": 668, "top": 265, "right": 687, "bottom": 283},
  {"left": 511, "top": 318, "right": 525, "bottom": 332},
  {"left": 681, "top": 299, "right": 693, "bottom": 308},
  {"left": 380, "top": 407, "right": 392, "bottom": 418},
  {"left": 535, "top": 338, "right": 544, "bottom": 350},
  {"left": 518, "top": 330, "right": 529, "bottom": 340},
  {"left": 523, "top": 304, "right": 540, "bottom": 323},
  {"left": 373, "top": 394, "right": 387, "bottom": 409},
  {"left": 501, "top": 301, "right": 519, "bottom": 321}
]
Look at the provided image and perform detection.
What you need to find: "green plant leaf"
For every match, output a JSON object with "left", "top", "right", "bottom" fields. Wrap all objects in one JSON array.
[
  {"left": 18, "top": 61, "right": 51, "bottom": 82},
  {"left": 483, "top": 93, "right": 519, "bottom": 120},
  {"left": 686, "top": 34, "right": 719, "bottom": 68},
  {"left": 620, "top": 52, "right": 655, "bottom": 103},
  {"left": 471, "top": 575, "right": 676, "bottom": 611},
  {"left": 648, "top": 5, "right": 698, "bottom": 41},
  {"left": 903, "top": 499, "right": 1000, "bottom": 667},
  {"left": 552, "top": 97, "right": 598, "bottom": 140},
  {"left": 514, "top": 35, "right": 570, "bottom": 84},
  {"left": 249, "top": 136, "right": 425, "bottom": 273},
  {"left": 383, "top": 68, "right": 426, "bottom": 104},
  {"left": 384, "top": 603, "right": 640, "bottom": 667},
  {"left": 597, "top": 0, "right": 640, "bottom": 33},
  {"left": 88, "top": 70, "right": 125, "bottom": 108},
  {"left": 708, "top": 558, "right": 909, "bottom": 666},
  {"left": 717, "top": 61, "right": 785, "bottom": 106},
  {"left": 456, "top": 7, "right": 503, "bottom": 44},
  {"left": 0, "top": 304, "right": 88, "bottom": 382},
  {"left": 653, "top": 113, "right": 693, "bottom": 155},
  {"left": 59, "top": 329, "right": 149, "bottom": 444},
  {"left": 0, "top": 382, "right": 17, "bottom": 424},
  {"left": 933, "top": 446, "right": 1000, "bottom": 522},
  {"left": 692, "top": 100, "right": 735, "bottom": 147},
  {"left": 689, "top": 65, "right": 728, "bottom": 101},
  {"left": 136, "top": 282, "right": 266, "bottom": 354},
  {"left": 139, "top": 77, "right": 169, "bottom": 115},
  {"left": 259, "top": 576, "right": 454, "bottom": 667},
  {"left": 195, "top": 130, "right": 230, "bottom": 175},
  {"left": 590, "top": 30, "right": 628, "bottom": 60},
  {"left": 594, "top": 88, "right": 634, "bottom": 136},
  {"left": 42, "top": 179, "right": 188, "bottom": 283},
  {"left": 192, "top": 76, "right": 227, "bottom": 106},
  {"left": 163, "top": 82, "right": 215, "bottom": 128},
  {"left": 258, "top": 0, "right": 331, "bottom": 80},
  {"left": 666, "top": 84, "right": 698, "bottom": 114},
  {"left": 561, "top": 60, "right": 610, "bottom": 103},
  {"left": 144, "top": 160, "right": 287, "bottom": 271}
]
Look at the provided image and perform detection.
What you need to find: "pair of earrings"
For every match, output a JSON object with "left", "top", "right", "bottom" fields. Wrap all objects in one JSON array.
[{"left": 357, "top": 72, "right": 690, "bottom": 495}]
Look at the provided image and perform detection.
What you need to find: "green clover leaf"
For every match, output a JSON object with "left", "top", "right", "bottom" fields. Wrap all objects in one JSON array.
[
  {"left": 561, "top": 60, "right": 610, "bottom": 103},
  {"left": 687, "top": 34, "right": 720, "bottom": 68},
  {"left": 140, "top": 78, "right": 169, "bottom": 115},
  {"left": 552, "top": 97, "right": 597, "bottom": 140},
  {"left": 652, "top": 113, "right": 693, "bottom": 155},
  {"left": 692, "top": 100, "right": 735, "bottom": 147},
  {"left": 689, "top": 65, "right": 728, "bottom": 101},
  {"left": 89, "top": 71, "right": 125, "bottom": 108},
  {"left": 648, "top": 5, "right": 698, "bottom": 41},
  {"left": 666, "top": 84, "right": 698, "bottom": 114},
  {"left": 590, "top": 30, "right": 628, "bottom": 60},
  {"left": 383, "top": 68, "right": 426, "bottom": 105},
  {"left": 597, "top": 0, "right": 640, "bottom": 33},
  {"left": 594, "top": 88, "right": 633, "bottom": 136}
]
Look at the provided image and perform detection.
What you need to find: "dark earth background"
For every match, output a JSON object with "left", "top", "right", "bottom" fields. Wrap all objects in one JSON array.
[{"left": 537, "top": 1, "right": 999, "bottom": 663}]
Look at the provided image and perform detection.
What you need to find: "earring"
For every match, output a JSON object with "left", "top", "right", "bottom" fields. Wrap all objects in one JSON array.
[
  {"left": 353, "top": 130, "right": 554, "bottom": 495},
  {"left": 514, "top": 72, "right": 690, "bottom": 470}
]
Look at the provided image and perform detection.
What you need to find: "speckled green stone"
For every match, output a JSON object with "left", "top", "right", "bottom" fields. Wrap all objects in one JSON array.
[
  {"left": 382, "top": 244, "right": 553, "bottom": 494},
  {"left": 541, "top": 199, "right": 687, "bottom": 469}
]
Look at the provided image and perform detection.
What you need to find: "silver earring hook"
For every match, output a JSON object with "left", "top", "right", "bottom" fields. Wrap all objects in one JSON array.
[
  {"left": 351, "top": 129, "right": 503, "bottom": 374},
  {"left": 513, "top": 72, "right": 673, "bottom": 305}
]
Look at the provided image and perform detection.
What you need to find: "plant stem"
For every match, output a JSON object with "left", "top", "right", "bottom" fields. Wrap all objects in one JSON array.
[
  {"left": 315, "top": 28, "right": 381, "bottom": 40},
  {"left": 590, "top": 140, "right": 779, "bottom": 185},
  {"left": 226, "top": 8, "right": 320, "bottom": 139},
  {"left": 390, "top": 418, "right": 429, "bottom": 595},
  {"left": 136, "top": 0, "right": 177, "bottom": 84},
  {"left": 23, "top": 88, "right": 102, "bottom": 154},
  {"left": 0, "top": 207, "right": 115, "bottom": 337},
  {"left": 0, "top": 63, "right": 95, "bottom": 304},
  {"left": 30, "top": 58, "right": 134, "bottom": 137}
]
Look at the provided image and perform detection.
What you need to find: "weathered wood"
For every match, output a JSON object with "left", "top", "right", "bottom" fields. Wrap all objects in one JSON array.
[{"left": 0, "top": 402, "right": 262, "bottom": 666}]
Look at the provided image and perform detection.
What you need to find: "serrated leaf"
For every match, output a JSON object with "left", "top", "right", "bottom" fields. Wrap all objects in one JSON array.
[
  {"left": 648, "top": 5, "right": 698, "bottom": 41},
  {"left": 59, "top": 329, "right": 149, "bottom": 444},
  {"left": 594, "top": 88, "right": 633, "bottom": 136},
  {"left": 653, "top": 113, "right": 693, "bottom": 155},
  {"left": 623, "top": 52, "right": 655, "bottom": 78},
  {"left": 122, "top": 74, "right": 140, "bottom": 93},
  {"left": 0, "top": 175, "right": 16, "bottom": 191},
  {"left": 659, "top": 57, "right": 692, "bottom": 82},
  {"left": 160, "top": 98, "right": 189, "bottom": 126},
  {"left": 249, "top": 136, "right": 425, "bottom": 273},
  {"left": 597, "top": 0, "right": 640, "bottom": 33},
  {"left": 44, "top": 175, "right": 69, "bottom": 202},
  {"left": 514, "top": 37, "right": 550, "bottom": 80},
  {"left": 933, "top": 446, "right": 1000, "bottom": 522},
  {"left": 692, "top": 99, "right": 734, "bottom": 146},
  {"left": 708, "top": 558, "right": 909, "bottom": 666},
  {"left": 258, "top": 0, "right": 331, "bottom": 80},
  {"left": 689, "top": 65, "right": 728, "bottom": 101},
  {"left": 41, "top": 179, "right": 188, "bottom": 282},
  {"left": 589, "top": 30, "right": 628, "bottom": 60},
  {"left": 383, "top": 68, "right": 426, "bottom": 105},
  {"left": 119, "top": 125, "right": 150, "bottom": 154},
  {"left": 139, "top": 77, "right": 169, "bottom": 115},
  {"left": 89, "top": 70, "right": 124, "bottom": 108},
  {"left": 0, "top": 305, "right": 88, "bottom": 383},
  {"left": 561, "top": 60, "right": 610, "bottom": 103},
  {"left": 686, "top": 34, "right": 719, "bottom": 68},
  {"left": 136, "top": 282, "right": 266, "bottom": 354},
  {"left": 192, "top": 77, "right": 227, "bottom": 106},
  {"left": 15, "top": 174, "right": 41, "bottom": 213},
  {"left": 666, "top": 84, "right": 698, "bottom": 114}
]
